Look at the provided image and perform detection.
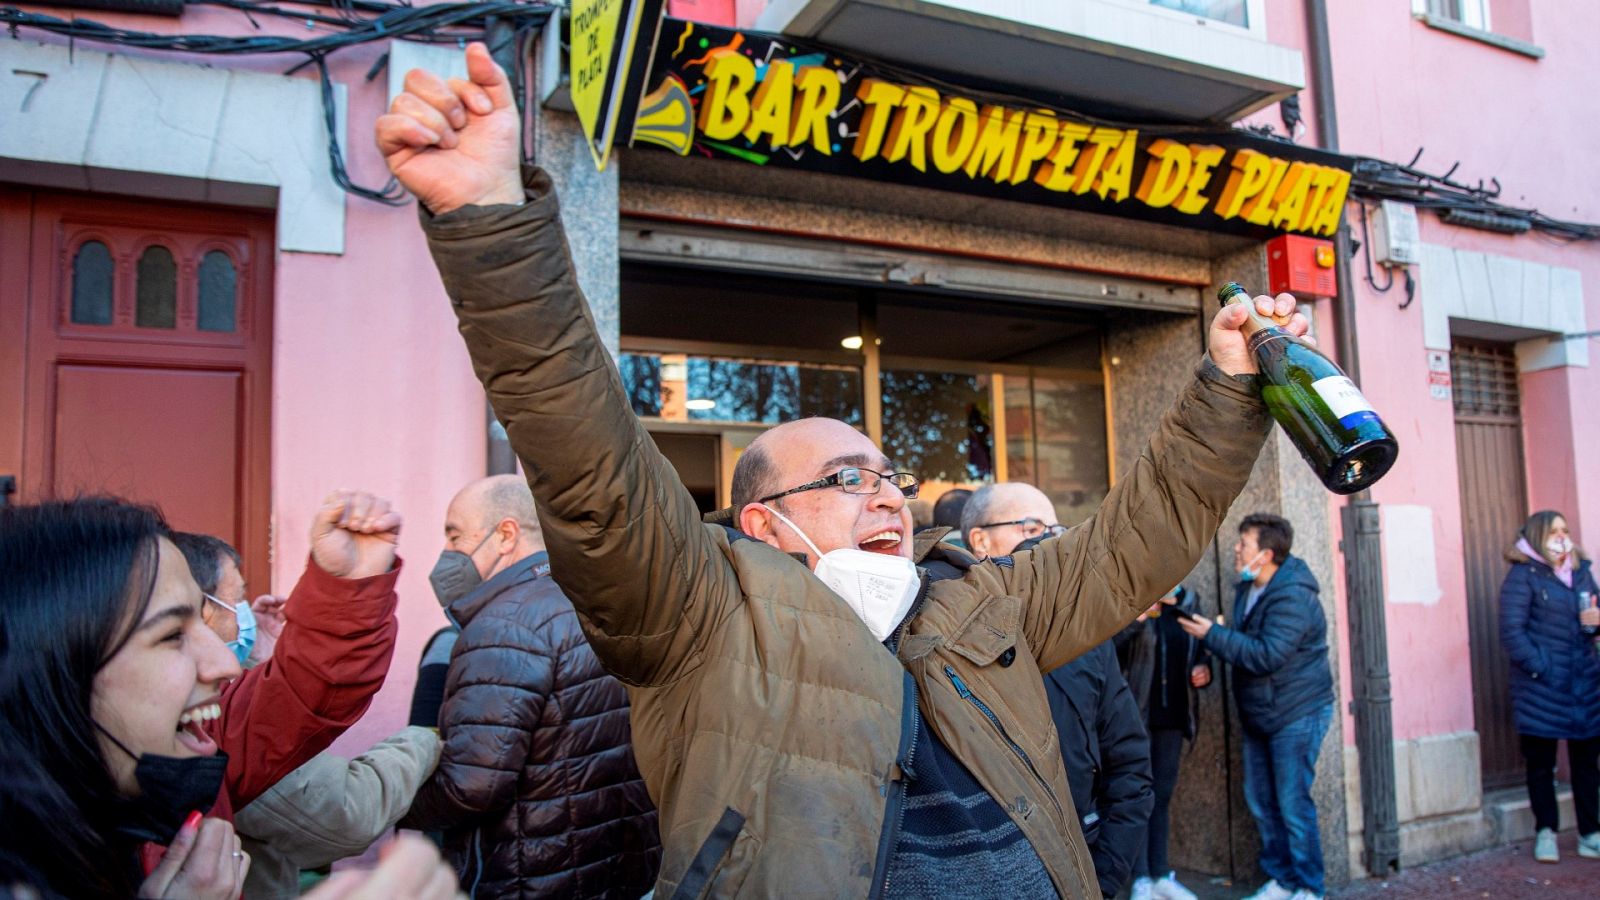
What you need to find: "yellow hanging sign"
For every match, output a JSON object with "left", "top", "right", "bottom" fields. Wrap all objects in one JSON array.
[{"left": 570, "top": 0, "right": 661, "bottom": 170}]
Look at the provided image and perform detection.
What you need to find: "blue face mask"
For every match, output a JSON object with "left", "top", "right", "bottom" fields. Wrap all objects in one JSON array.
[
  {"left": 1237, "top": 550, "right": 1269, "bottom": 584},
  {"left": 207, "top": 593, "right": 257, "bottom": 665}
]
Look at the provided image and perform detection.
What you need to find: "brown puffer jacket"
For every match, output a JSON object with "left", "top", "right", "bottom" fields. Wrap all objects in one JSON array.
[
  {"left": 422, "top": 169, "right": 1270, "bottom": 898},
  {"left": 402, "top": 554, "right": 661, "bottom": 898}
]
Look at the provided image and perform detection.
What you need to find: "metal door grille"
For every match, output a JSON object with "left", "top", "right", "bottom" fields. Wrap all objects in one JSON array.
[{"left": 1452, "top": 341, "right": 1520, "bottom": 421}]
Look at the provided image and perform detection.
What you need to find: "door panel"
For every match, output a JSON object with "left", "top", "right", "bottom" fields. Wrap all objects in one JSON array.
[
  {"left": 52, "top": 365, "right": 242, "bottom": 543},
  {"left": 1452, "top": 339, "right": 1527, "bottom": 790},
  {"left": 0, "top": 188, "right": 31, "bottom": 488}
]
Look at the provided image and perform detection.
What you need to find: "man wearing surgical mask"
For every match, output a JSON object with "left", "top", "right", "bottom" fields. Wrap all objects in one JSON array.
[
  {"left": 1178, "top": 514, "right": 1333, "bottom": 900},
  {"left": 171, "top": 533, "right": 259, "bottom": 667},
  {"left": 401, "top": 475, "right": 660, "bottom": 898}
]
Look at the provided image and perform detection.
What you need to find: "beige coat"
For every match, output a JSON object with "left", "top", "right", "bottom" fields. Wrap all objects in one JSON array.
[
  {"left": 235, "top": 726, "right": 441, "bottom": 899},
  {"left": 423, "top": 169, "right": 1270, "bottom": 898}
]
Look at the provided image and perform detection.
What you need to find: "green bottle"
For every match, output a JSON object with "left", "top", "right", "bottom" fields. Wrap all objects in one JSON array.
[{"left": 1218, "top": 282, "right": 1398, "bottom": 494}]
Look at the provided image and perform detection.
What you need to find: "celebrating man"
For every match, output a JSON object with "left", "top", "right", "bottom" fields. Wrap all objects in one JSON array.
[{"left": 377, "top": 44, "right": 1307, "bottom": 898}]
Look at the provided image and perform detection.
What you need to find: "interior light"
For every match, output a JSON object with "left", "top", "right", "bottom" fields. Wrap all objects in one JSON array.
[
  {"left": 841, "top": 336, "right": 863, "bottom": 350},
  {"left": 684, "top": 399, "right": 716, "bottom": 410}
]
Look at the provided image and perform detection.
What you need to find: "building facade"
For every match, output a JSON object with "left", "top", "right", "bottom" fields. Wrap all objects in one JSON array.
[{"left": 2, "top": 0, "right": 1595, "bottom": 886}]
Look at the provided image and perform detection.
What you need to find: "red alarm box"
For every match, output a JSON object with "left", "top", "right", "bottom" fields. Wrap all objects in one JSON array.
[{"left": 1266, "top": 235, "right": 1337, "bottom": 298}]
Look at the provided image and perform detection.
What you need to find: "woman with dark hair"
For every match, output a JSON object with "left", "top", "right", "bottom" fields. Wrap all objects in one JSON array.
[
  {"left": 1499, "top": 509, "right": 1600, "bottom": 864},
  {"left": 0, "top": 498, "right": 249, "bottom": 897},
  {"left": 0, "top": 493, "right": 463, "bottom": 899}
]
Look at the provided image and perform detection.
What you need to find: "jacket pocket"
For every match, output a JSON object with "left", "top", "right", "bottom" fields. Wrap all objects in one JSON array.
[
  {"left": 671, "top": 807, "right": 747, "bottom": 900},
  {"left": 946, "top": 594, "right": 1023, "bottom": 667}
]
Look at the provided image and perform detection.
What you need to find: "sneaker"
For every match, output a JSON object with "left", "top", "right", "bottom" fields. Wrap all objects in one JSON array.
[
  {"left": 1578, "top": 831, "right": 1600, "bottom": 859},
  {"left": 1288, "top": 891, "right": 1324, "bottom": 900},
  {"left": 1243, "top": 880, "right": 1294, "bottom": 900},
  {"left": 1535, "top": 827, "right": 1559, "bottom": 863},
  {"left": 1130, "top": 876, "right": 1154, "bottom": 900},
  {"left": 1151, "top": 872, "right": 1198, "bottom": 900}
]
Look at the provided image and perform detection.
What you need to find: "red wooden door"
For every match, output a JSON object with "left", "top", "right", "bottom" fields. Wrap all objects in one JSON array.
[{"left": 0, "top": 188, "right": 273, "bottom": 584}]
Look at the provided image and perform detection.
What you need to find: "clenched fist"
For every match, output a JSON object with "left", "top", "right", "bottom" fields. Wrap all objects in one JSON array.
[
  {"left": 310, "top": 490, "right": 402, "bottom": 579},
  {"left": 375, "top": 42, "right": 524, "bottom": 216}
]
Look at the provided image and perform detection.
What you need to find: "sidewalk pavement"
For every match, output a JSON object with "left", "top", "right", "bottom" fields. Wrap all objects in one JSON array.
[{"left": 1159, "top": 831, "right": 1600, "bottom": 899}]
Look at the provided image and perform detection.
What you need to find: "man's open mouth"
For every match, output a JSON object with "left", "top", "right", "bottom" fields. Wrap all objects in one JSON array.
[
  {"left": 858, "top": 531, "right": 903, "bottom": 554},
  {"left": 174, "top": 701, "right": 221, "bottom": 755}
]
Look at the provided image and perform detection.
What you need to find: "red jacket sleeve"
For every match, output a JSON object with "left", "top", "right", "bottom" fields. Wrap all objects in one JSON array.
[{"left": 212, "top": 556, "right": 402, "bottom": 809}]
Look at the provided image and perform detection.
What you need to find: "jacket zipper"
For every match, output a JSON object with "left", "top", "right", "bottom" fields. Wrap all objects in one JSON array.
[
  {"left": 868, "top": 672, "right": 921, "bottom": 900},
  {"left": 943, "top": 665, "right": 1063, "bottom": 821}
]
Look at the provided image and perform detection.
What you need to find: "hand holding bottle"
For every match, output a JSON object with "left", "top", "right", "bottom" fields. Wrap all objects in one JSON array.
[
  {"left": 1209, "top": 291, "right": 1311, "bottom": 376},
  {"left": 1217, "top": 282, "right": 1399, "bottom": 493}
]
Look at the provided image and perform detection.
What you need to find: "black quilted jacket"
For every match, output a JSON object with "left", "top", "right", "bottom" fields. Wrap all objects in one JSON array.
[{"left": 402, "top": 553, "right": 661, "bottom": 898}]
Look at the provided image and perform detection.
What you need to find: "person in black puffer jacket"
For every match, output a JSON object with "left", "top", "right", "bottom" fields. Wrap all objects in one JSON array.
[
  {"left": 1498, "top": 509, "right": 1600, "bottom": 864},
  {"left": 401, "top": 476, "right": 660, "bottom": 898},
  {"left": 1115, "top": 585, "right": 1211, "bottom": 900},
  {"left": 1043, "top": 643, "right": 1154, "bottom": 900},
  {"left": 1178, "top": 514, "right": 1332, "bottom": 900}
]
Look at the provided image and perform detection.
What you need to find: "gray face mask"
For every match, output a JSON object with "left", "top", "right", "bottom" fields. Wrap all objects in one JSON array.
[{"left": 429, "top": 532, "right": 493, "bottom": 608}]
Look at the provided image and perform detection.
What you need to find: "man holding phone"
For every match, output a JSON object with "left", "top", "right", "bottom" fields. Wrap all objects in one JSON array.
[{"left": 1178, "top": 514, "right": 1333, "bottom": 900}]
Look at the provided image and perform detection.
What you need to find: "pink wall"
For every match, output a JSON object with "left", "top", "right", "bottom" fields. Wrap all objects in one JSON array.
[
  {"left": 1237, "top": 0, "right": 1600, "bottom": 745},
  {"left": 265, "top": 45, "right": 487, "bottom": 755},
  {"left": 1326, "top": 0, "right": 1600, "bottom": 743},
  {"left": 1520, "top": 367, "right": 1583, "bottom": 533}
]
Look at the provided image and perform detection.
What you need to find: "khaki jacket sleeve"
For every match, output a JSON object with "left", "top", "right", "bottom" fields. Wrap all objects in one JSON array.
[
  {"left": 234, "top": 726, "right": 442, "bottom": 868},
  {"left": 1002, "top": 360, "right": 1270, "bottom": 673},
  {"left": 421, "top": 170, "right": 741, "bottom": 687}
]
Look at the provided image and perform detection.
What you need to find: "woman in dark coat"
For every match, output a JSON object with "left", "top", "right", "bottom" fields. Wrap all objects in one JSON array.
[{"left": 1499, "top": 510, "right": 1600, "bottom": 863}]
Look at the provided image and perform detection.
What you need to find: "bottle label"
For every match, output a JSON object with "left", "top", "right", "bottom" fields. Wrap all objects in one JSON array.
[{"left": 1313, "top": 375, "right": 1379, "bottom": 429}]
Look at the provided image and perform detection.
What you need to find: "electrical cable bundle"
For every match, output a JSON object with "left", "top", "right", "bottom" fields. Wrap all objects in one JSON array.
[
  {"left": 1349, "top": 151, "right": 1600, "bottom": 243},
  {"left": 1, "top": 1, "right": 554, "bottom": 203}
]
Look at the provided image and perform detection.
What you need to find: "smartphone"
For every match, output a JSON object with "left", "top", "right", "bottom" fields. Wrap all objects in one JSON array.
[{"left": 1166, "top": 604, "right": 1199, "bottom": 621}]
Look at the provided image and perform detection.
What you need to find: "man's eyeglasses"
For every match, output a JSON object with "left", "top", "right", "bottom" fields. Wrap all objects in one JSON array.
[
  {"left": 759, "top": 467, "right": 920, "bottom": 503},
  {"left": 976, "top": 518, "right": 1067, "bottom": 540}
]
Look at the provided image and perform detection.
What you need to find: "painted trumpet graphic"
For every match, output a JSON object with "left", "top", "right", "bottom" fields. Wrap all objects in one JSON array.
[{"left": 631, "top": 75, "right": 696, "bottom": 156}]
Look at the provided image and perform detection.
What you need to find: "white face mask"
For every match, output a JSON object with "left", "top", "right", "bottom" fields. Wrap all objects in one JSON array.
[
  {"left": 1547, "top": 535, "right": 1575, "bottom": 558},
  {"left": 763, "top": 504, "right": 921, "bottom": 643}
]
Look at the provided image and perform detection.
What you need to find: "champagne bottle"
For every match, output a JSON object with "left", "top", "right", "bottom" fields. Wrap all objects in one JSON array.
[{"left": 1219, "top": 282, "right": 1398, "bottom": 494}]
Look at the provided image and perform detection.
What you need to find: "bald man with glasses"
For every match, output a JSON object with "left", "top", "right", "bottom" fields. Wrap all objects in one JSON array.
[
  {"left": 960, "top": 482, "right": 1070, "bottom": 561},
  {"left": 379, "top": 43, "right": 1307, "bottom": 898}
]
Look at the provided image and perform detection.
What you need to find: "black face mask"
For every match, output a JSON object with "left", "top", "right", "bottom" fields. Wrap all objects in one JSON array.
[{"left": 97, "top": 723, "right": 228, "bottom": 844}]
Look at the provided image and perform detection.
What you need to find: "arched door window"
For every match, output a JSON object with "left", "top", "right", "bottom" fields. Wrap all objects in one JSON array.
[
  {"left": 70, "top": 240, "right": 114, "bottom": 325},
  {"left": 135, "top": 245, "right": 178, "bottom": 329},
  {"left": 197, "top": 250, "right": 238, "bottom": 333}
]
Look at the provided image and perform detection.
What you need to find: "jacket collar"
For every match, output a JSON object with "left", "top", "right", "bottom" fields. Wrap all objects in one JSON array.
[
  {"left": 447, "top": 551, "right": 549, "bottom": 627},
  {"left": 1232, "top": 554, "right": 1314, "bottom": 623}
]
